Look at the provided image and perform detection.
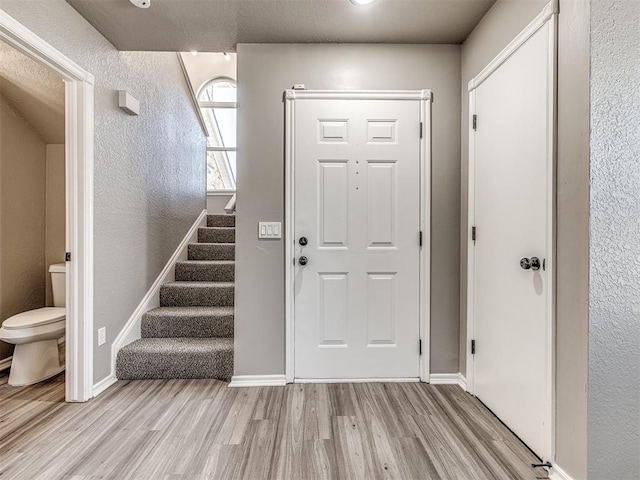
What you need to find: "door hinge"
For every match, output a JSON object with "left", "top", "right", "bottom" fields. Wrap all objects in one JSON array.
[
  {"left": 420, "top": 122, "right": 424, "bottom": 139},
  {"left": 471, "top": 339, "right": 476, "bottom": 355},
  {"left": 472, "top": 114, "right": 477, "bottom": 131},
  {"left": 419, "top": 339, "right": 422, "bottom": 356},
  {"left": 65, "top": 252, "right": 71, "bottom": 262},
  {"left": 419, "top": 230, "right": 423, "bottom": 247},
  {"left": 471, "top": 226, "right": 477, "bottom": 243}
]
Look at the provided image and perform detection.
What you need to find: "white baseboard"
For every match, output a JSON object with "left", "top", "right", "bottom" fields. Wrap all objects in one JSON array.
[
  {"left": 109, "top": 209, "right": 208, "bottom": 377},
  {"left": 294, "top": 377, "right": 420, "bottom": 384},
  {"left": 430, "top": 373, "right": 467, "bottom": 390},
  {"left": 549, "top": 464, "right": 575, "bottom": 480},
  {"left": 229, "top": 375, "right": 287, "bottom": 387},
  {"left": 93, "top": 374, "right": 117, "bottom": 397},
  {"left": 0, "top": 356, "right": 12, "bottom": 372}
]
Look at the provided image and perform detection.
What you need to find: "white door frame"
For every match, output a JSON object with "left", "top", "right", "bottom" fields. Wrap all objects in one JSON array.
[
  {"left": 284, "top": 89, "right": 432, "bottom": 383},
  {"left": 466, "top": 0, "right": 557, "bottom": 461},
  {"left": 0, "top": 10, "right": 95, "bottom": 402}
]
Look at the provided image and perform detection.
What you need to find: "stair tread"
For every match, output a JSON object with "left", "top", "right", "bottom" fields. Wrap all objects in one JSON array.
[
  {"left": 176, "top": 260, "right": 235, "bottom": 265},
  {"left": 120, "top": 337, "right": 233, "bottom": 354},
  {"left": 162, "top": 282, "right": 234, "bottom": 288},
  {"left": 190, "top": 242, "right": 236, "bottom": 246},
  {"left": 144, "top": 306, "right": 234, "bottom": 317}
]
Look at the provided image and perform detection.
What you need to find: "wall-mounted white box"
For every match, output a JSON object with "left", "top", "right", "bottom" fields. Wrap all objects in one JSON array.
[
  {"left": 258, "top": 222, "right": 282, "bottom": 239},
  {"left": 118, "top": 90, "right": 140, "bottom": 116}
]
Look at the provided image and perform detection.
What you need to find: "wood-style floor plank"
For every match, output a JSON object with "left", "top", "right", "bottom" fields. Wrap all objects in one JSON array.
[{"left": 0, "top": 372, "right": 548, "bottom": 480}]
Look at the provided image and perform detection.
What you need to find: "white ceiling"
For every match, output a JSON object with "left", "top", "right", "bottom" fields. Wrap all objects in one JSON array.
[
  {"left": 0, "top": 41, "right": 65, "bottom": 144},
  {"left": 66, "top": 0, "right": 495, "bottom": 52}
]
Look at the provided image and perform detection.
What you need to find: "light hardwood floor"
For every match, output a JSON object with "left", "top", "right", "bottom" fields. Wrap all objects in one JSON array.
[{"left": 0, "top": 372, "right": 548, "bottom": 480}]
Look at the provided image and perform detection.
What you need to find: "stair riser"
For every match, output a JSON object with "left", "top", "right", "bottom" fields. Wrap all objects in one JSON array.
[
  {"left": 207, "top": 215, "right": 235, "bottom": 228},
  {"left": 116, "top": 350, "right": 233, "bottom": 380},
  {"left": 188, "top": 244, "right": 235, "bottom": 261},
  {"left": 175, "top": 263, "right": 234, "bottom": 282},
  {"left": 141, "top": 315, "right": 234, "bottom": 338},
  {"left": 160, "top": 285, "right": 234, "bottom": 307},
  {"left": 198, "top": 228, "right": 235, "bottom": 243}
]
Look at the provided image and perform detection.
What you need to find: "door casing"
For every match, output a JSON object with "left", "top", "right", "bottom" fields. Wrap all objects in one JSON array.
[
  {"left": 284, "top": 89, "right": 432, "bottom": 383},
  {"left": 466, "top": 0, "right": 557, "bottom": 462}
]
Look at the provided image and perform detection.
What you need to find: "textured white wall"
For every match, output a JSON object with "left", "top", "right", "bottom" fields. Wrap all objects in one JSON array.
[
  {"left": 589, "top": 0, "right": 640, "bottom": 477},
  {"left": 0, "top": 0, "right": 206, "bottom": 382},
  {"left": 236, "top": 43, "right": 461, "bottom": 376}
]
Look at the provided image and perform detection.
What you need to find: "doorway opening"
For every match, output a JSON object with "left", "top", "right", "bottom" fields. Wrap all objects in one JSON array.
[{"left": 0, "top": 12, "right": 94, "bottom": 402}]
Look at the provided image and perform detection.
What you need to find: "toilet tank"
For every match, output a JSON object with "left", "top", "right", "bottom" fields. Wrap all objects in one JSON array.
[{"left": 49, "top": 263, "right": 66, "bottom": 308}]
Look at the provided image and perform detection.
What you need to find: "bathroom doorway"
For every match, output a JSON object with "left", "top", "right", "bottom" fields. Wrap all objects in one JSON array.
[
  {"left": 0, "top": 38, "right": 67, "bottom": 388},
  {"left": 0, "top": 13, "right": 94, "bottom": 402}
]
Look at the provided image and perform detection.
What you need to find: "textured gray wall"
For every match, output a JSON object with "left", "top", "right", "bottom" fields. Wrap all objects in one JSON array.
[
  {"left": 236, "top": 43, "right": 461, "bottom": 376},
  {"left": 589, "top": 0, "right": 640, "bottom": 478},
  {"left": 1, "top": 0, "right": 206, "bottom": 383}
]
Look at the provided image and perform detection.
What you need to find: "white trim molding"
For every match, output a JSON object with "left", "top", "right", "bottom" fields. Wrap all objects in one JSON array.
[
  {"left": 1, "top": 9, "right": 95, "bottom": 403},
  {"left": 283, "top": 90, "right": 432, "bottom": 384},
  {"left": 284, "top": 89, "right": 432, "bottom": 101},
  {"left": 109, "top": 210, "right": 208, "bottom": 378},
  {"left": 229, "top": 375, "right": 287, "bottom": 387},
  {"left": 92, "top": 374, "right": 117, "bottom": 397},
  {"left": 295, "top": 378, "right": 420, "bottom": 384},
  {"left": 468, "top": 0, "right": 559, "bottom": 91},
  {"left": 429, "top": 373, "right": 467, "bottom": 390},
  {"left": 466, "top": 0, "right": 557, "bottom": 463},
  {"left": 0, "top": 356, "right": 12, "bottom": 372},
  {"left": 549, "top": 464, "right": 575, "bottom": 480}
]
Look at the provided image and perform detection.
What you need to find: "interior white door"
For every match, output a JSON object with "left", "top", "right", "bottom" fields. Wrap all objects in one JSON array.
[
  {"left": 294, "top": 98, "right": 421, "bottom": 379},
  {"left": 471, "top": 22, "right": 553, "bottom": 458}
]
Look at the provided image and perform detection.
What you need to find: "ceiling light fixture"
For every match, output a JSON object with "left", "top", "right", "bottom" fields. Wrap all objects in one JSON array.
[
  {"left": 223, "top": 52, "right": 231, "bottom": 62},
  {"left": 129, "top": 0, "right": 150, "bottom": 9},
  {"left": 190, "top": 50, "right": 198, "bottom": 56},
  {"left": 349, "top": 0, "right": 378, "bottom": 5}
]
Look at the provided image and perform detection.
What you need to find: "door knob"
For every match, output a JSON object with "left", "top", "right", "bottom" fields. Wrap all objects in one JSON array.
[
  {"left": 299, "top": 256, "right": 309, "bottom": 266},
  {"left": 520, "top": 257, "right": 541, "bottom": 271},
  {"left": 299, "top": 237, "right": 308, "bottom": 246}
]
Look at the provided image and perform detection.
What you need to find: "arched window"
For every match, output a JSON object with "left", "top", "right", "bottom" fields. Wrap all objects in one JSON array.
[{"left": 198, "top": 78, "right": 237, "bottom": 191}]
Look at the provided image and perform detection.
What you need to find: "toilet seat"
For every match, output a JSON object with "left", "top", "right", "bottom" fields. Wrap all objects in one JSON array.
[{"left": 2, "top": 307, "right": 65, "bottom": 330}]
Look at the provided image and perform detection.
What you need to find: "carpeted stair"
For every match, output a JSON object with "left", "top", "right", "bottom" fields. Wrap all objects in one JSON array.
[{"left": 116, "top": 214, "right": 235, "bottom": 381}]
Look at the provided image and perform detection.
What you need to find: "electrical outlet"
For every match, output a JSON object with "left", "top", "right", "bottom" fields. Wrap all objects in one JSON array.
[{"left": 98, "top": 327, "right": 106, "bottom": 346}]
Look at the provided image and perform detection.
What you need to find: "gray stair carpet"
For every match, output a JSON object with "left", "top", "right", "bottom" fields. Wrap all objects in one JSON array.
[{"left": 116, "top": 214, "right": 235, "bottom": 381}]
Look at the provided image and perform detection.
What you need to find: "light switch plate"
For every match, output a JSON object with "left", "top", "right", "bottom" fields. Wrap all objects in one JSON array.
[
  {"left": 258, "top": 222, "right": 282, "bottom": 239},
  {"left": 98, "top": 327, "right": 106, "bottom": 346}
]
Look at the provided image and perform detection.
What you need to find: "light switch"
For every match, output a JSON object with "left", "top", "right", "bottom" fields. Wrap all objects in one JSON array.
[{"left": 258, "top": 222, "right": 282, "bottom": 239}]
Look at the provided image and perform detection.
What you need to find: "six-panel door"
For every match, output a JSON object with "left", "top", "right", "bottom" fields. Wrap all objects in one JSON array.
[{"left": 294, "top": 99, "right": 421, "bottom": 379}]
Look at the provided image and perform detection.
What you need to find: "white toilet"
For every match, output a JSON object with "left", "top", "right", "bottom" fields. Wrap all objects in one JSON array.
[{"left": 0, "top": 263, "right": 66, "bottom": 386}]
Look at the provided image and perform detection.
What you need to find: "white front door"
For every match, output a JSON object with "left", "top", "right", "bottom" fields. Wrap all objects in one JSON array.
[
  {"left": 293, "top": 96, "right": 423, "bottom": 379},
  {"left": 469, "top": 19, "right": 554, "bottom": 458}
]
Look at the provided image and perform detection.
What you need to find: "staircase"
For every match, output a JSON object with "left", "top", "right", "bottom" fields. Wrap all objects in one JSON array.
[{"left": 116, "top": 214, "right": 235, "bottom": 381}]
